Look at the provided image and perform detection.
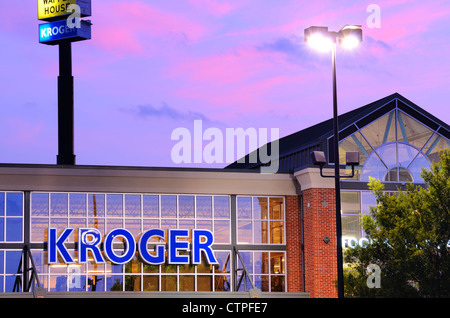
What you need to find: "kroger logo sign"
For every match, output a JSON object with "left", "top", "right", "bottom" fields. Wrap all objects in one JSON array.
[{"left": 47, "top": 228, "right": 218, "bottom": 265}]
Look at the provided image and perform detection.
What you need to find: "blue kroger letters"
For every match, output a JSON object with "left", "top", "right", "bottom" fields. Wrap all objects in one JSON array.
[
  {"left": 104, "top": 228, "right": 136, "bottom": 264},
  {"left": 79, "top": 228, "right": 104, "bottom": 263},
  {"left": 138, "top": 229, "right": 165, "bottom": 264},
  {"left": 48, "top": 228, "right": 74, "bottom": 264},
  {"left": 192, "top": 229, "right": 216, "bottom": 264},
  {"left": 47, "top": 228, "right": 217, "bottom": 265}
]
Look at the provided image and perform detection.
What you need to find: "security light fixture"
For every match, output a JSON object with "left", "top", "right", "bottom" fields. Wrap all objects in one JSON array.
[
  {"left": 310, "top": 151, "right": 327, "bottom": 166},
  {"left": 339, "top": 25, "right": 363, "bottom": 49},
  {"left": 304, "top": 25, "right": 362, "bottom": 52},
  {"left": 346, "top": 151, "right": 360, "bottom": 166},
  {"left": 311, "top": 150, "right": 360, "bottom": 178},
  {"left": 304, "top": 26, "right": 333, "bottom": 52}
]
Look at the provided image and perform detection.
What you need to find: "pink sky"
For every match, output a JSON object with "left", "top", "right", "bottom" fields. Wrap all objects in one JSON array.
[{"left": 0, "top": 0, "right": 449, "bottom": 168}]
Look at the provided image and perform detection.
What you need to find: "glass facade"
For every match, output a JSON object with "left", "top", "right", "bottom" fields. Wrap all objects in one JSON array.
[
  {"left": 29, "top": 249, "right": 232, "bottom": 292},
  {"left": 340, "top": 105, "right": 449, "bottom": 248},
  {"left": 30, "top": 193, "right": 231, "bottom": 245},
  {"left": 0, "top": 192, "right": 286, "bottom": 294},
  {"left": 339, "top": 109, "right": 450, "bottom": 183}
]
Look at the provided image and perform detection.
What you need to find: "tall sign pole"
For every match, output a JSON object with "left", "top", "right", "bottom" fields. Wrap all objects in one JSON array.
[
  {"left": 57, "top": 41, "right": 75, "bottom": 165},
  {"left": 38, "top": 0, "right": 92, "bottom": 165}
]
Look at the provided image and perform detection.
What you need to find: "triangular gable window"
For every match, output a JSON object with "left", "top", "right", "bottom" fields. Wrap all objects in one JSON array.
[{"left": 338, "top": 101, "right": 450, "bottom": 183}]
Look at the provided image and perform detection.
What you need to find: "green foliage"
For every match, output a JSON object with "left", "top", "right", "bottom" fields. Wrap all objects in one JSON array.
[{"left": 344, "top": 150, "right": 450, "bottom": 297}]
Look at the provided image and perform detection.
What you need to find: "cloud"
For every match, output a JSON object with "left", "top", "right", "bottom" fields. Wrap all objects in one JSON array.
[
  {"left": 258, "top": 36, "right": 303, "bottom": 55},
  {"left": 125, "top": 102, "right": 212, "bottom": 123},
  {"left": 256, "top": 36, "right": 311, "bottom": 65}
]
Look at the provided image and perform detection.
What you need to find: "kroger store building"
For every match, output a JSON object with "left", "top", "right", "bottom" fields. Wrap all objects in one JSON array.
[{"left": 0, "top": 93, "right": 449, "bottom": 298}]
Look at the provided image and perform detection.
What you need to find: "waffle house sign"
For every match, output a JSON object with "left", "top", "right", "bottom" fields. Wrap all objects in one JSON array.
[{"left": 38, "top": 0, "right": 92, "bottom": 22}]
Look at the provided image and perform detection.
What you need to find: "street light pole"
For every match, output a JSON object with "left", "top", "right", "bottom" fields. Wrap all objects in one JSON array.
[
  {"left": 305, "top": 25, "right": 362, "bottom": 298},
  {"left": 331, "top": 40, "right": 344, "bottom": 299}
]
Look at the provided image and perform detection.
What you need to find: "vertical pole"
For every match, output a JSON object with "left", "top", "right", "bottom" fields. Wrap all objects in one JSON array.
[
  {"left": 23, "top": 191, "right": 31, "bottom": 291},
  {"left": 57, "top": 41, "right": 76, "bottom": 165},
  {"left": 230, "top": 195, "right": 237, "bottom": 291},
  {"left": 332, "top": 42, "right": 344, "bottom": 298}
]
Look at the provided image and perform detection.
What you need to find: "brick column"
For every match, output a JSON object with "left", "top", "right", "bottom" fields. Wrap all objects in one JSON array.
[{"left": 302, "top": 188, "right": 338, "bottom": 298}]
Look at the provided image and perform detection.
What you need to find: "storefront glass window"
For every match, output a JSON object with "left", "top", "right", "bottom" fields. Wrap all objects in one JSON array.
[
  {"left": 32, "top": 249, "right": 231, "bottom": 292},
  {"left": 2, "top": 193, "right": 285, "bottom": 294},
  {"left": 341, "top": 191, "right": 377, "bottom": 248},
  {"left": 0, "top": 192, "right": 24, "bottom": 243},
  {"left": 26, "top": 192, "right": 237, "bottom": 293},
  {"left": 0, "top": 250, "right": 23, "bottom": 292},
  {"left": 341, "top": 191, "right": 362, "bottom": 247},
  {"left": 237, "top": 251, "right": 285, "bottom": 292},
  {"left": 237, "top": 196, "right": 285, "bottom": 244},
  {"left": 31, "top": 193, "right": 231, "bottom": 244}
]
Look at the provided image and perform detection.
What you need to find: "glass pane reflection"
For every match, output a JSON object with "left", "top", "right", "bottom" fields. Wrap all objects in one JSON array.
[
  {"left": 424, "top": 133, "right": 450, "bottom": 163},
  {"left": 339, "top": 131, "right": 372, "bottom": 165},
  {"left": 397, "top": 143, "right": 418, "bottom": 168},
  {"left": 69, "top": 193, "right": 86, "bottom": 217},
  {"left": 214, "top": 196, "right": 230, "bottom": 219},
  {"left": 196, "top": 196, "right": 212, "bottom": 219},
  {"left": 397, "top": 111, "right": 434, "bottom": 150},
  {"left": 361, "top": 151, "right": 386, "bottom": 181},
  {"left": 125, "top": 195, "right": 141, "bottom": 218},
  {"left": 51, "top": 193, "right": 68, "bottom": 217},
  {"left": 31, "top": 193, "right": 48, "bottom": 217},
  {"left": 6, "top": 193, "right": 23, "bottom": 217},
  {"left": 361, "top": 110, "right": 396, "bottom": 150},
  {"left": 106, "top": 194, "right": 123, "bottom": 218},
  {"left": 408, "top": 152, "right": 429, "bottom": 182}
]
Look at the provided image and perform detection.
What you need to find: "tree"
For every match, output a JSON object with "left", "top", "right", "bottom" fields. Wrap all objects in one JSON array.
[{"left": 344, "top": 150, "right": 450, "bottom": 297}]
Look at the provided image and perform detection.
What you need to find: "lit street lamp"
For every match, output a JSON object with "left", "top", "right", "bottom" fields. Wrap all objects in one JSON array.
[{"left": 305, "top": 25, "right": 363, "bottom": 298}]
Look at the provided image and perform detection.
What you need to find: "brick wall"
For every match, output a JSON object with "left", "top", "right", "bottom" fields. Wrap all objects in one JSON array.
[
  {"left": 302, "top": 188, "right": 337, "bottom": 298},
  {"left": 285, "top": 189, "right": 338, "bottom": 298}
]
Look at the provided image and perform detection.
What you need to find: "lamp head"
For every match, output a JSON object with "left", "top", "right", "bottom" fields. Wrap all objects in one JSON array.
[
  {"left": 304, "top": 26, "right": 333, "bottom": 52},
  {"left": 338, "top": 25, "right": 363, "bottom": 49},
  {"left": 304, "top": 25, "right": 363, "bottom": 51}
]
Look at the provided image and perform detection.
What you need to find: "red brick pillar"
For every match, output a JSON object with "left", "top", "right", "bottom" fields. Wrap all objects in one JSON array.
[
  {"left": 285, "top": 195, "right": 303, "bottom": 292},
  {"left": 302, "top": 188, "right": 338, "bottom": 298}
]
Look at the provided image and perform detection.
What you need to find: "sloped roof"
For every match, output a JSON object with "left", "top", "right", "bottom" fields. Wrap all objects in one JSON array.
[{"left": 225, "top": 93, "right": 450, "bottom": 171}]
